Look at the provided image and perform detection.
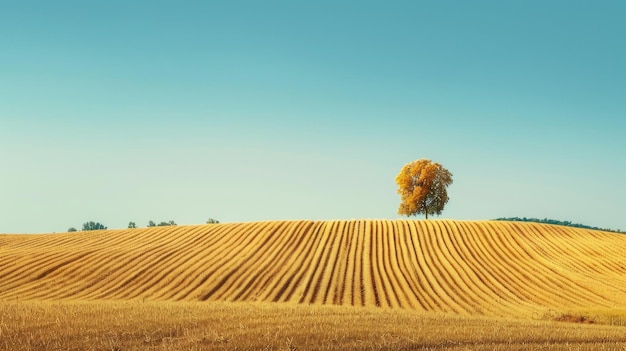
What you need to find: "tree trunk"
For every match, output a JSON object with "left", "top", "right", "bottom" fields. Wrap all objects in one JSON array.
[{"left": 425, "top": 212, "right": 428, "bottom": 220}]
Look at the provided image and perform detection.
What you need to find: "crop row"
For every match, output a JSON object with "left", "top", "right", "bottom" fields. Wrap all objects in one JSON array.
[{"left": 1, "top": 220, "right": 625, "bottom": 316}]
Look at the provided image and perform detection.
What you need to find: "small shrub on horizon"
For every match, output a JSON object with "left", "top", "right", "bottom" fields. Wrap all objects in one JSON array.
[{"left": 82, "top": 221, "right": 107, "bottom": 231}]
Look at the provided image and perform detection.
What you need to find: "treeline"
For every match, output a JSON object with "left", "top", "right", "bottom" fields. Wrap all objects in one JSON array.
[
  {"left": 68, "top": 218, "right": 220, "bottom": 232},
  {"left": 495, "top": 217, "right": 623, "bottom": 234}
]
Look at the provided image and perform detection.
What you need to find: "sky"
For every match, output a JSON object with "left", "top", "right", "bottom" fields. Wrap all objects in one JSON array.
[{"left": 1, "top": 0, "right": 624, "bottom": 233}]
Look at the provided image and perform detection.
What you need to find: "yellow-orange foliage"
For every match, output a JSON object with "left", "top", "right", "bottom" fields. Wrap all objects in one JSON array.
[{"left": 395, "top": 159, "right": 453, "bottom": 219}]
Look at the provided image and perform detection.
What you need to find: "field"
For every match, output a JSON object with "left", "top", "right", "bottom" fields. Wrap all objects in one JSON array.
[{"left": 2, "top": 220, "right": 626, "bottom": 350}]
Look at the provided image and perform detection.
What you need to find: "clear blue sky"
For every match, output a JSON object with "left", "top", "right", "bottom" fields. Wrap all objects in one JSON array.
[{"left": 1, "top": 1, "right": 624, "bottom": 233}]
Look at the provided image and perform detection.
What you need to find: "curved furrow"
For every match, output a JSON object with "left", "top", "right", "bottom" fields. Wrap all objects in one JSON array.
[
  {"left": 77, "top": 226, "right": 201, "bottom": 300},
  {"left": 213, "top": 221, "right": 295, "bottom": 301},
  {"left": 354, "top": 220, "right": 367, "bottom": 306},
  {"left": 492, "top": 222, "right": 611, "bottom": 308},
  {"left": 367, "top": 220, "right": 386, "bottom": 307},
  {"left": 510, "top": 223, "right": 606, "bottom": 276},
  {"left": 400, "top": 220, "right": 440, "bottom": 311},
  {"left": 4, "top": 234, "right": 67, "bottom": 250},
  {"left": 166, "top": 223, "right": 256, "bottom": 301},
  {"left": 430, "top": 221, "right": 485, "bottom": 314},
  {"left": 495, "top": 222, "right": 608, "bottom": 308},
  {"left": 0, "top": 251, "right": 70, "bottom": 289},
  {"left": 176, "top": 222, "right": 267, "bottom": 301},
  {"left": 0, "top": 253, "right": 25, "bottom": 285},
  {"left": 433, "top": 221, "right": 487, "bottom": 313},
  {"left": 439, "top": 221, "right": 507, "bottom": 315},
  {"left": 475, "top": 223, "right": 557, "bottom": 307},
  {"left": 111, "top": 225, "right": 213, "bottom": 300},
  {"left": 526, "top": 224, "right": 626, "bottom": 281},
  {"left": 362, "top": 220, "right": 382, "bottom": 307},
  {"left": 294, "top": 220, "right": 328, "bottom": 304},
  {"left": 454, "top": 221, "right": 534, "bottom": 313},
  {"left": 419, "top": 220, "right": 471, "bottom": 313},
  {"left": 51, "top": 249, "right": 132, "bottom": 299},
  {"left": 0, "top": 252, "right": 94, "bottom": 300},
  {"left": 229, "top": 220, "right": 305, "bottom": 301},
  {"left": 444, "top": 221, "right": 513, "bottom": 314},
  {"left": 144, "top": 224, "right": 235, "bottom": 300},
  {"left": 504, "top": 223, "right": 619, "bottom": 305},
  {"left": 58, "top": 229, "right": 186, "bottom": 300},
  {"left": 330, "top": 221, "right": 350, "bottom": 305},
  {"left": 305, "top": 220, "right": 340, "bottom": 304},
  {"left": 277, "top": 221, "right": 325, "bottom": 303},
  {"left": 450, "top": 221, "right": 528, "bottom": 315},
  {"left": 379, "top": 220, "right": 408, "bottom": 308},
  {"left": 395, "top": 220, "right": 432, "bottom": 310},
  {"left": 18, "top": 250, "right": 89, "bottom": 286},
  {"left": 316, "top": 221, "right": 346, "bottom": 305},
  {"left": 588, "top": 233, "right": 626, "bottom": 282},
  {"left": 381, "top": 220, "right": 406, "bottom": 308},
  {"left": 468, "top": 222, "right": 547, "bottom": 309},
  {"left": 264, "top": 220, "right": 316, "bottom": 302},
  {"left": 478, "top": 225, "right": 548, "bottom": 303},
  {"left": 494, "top": 222, "right": 580, "bottom": 307},
  {"left": 323, "top": 220, "right": 347, "bottom": 305},
  {"left": 296, "top": 222, "right": 332, "bottom": 303},
  {"left": 224, "top": 221, "right": 301, "bottom": 302},
  {"left": 198, "top": 221, "right": 278, "bottom": 301},
  {"left": 369, "top": 220, "right": 390, "bottom": 307},
  {"left": 406, "top": 220, "right": 453, "bottom": 312},
  {"left": 94, "top": 247, "right": 181, "bottom": 300},
  {"left": 384, "top": 220, "right": 416, "bottom": 309},
  {"left": 347, "top": 220, "right": 362, "bottom": 307},
  {"left": 504, "top": 223, "right": 604, "bottom": 307},
  {"left": 413, "top": 220, "right": 461, "bottom": 312},
  {"left": 65, "top": 254, "right": 143, "bottom": 299}
]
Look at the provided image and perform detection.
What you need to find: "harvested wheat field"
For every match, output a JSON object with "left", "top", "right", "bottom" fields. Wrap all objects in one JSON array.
[{"left": 2, "top": 220, "right": 626, "bottom": 350}]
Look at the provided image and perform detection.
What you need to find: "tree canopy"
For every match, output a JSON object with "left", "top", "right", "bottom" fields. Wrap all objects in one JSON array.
[
  {"left": 82, "top": 221, "right": 107, "bottom": 231},
  {"left": 148, "top": 220, "right": 176, "bottom": 227},
  {"left": 395, "top": 159, "right": 453, "bottom": 219}
]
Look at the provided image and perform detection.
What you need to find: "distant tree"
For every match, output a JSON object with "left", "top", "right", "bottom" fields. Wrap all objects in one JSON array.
[
  {"left": 495, "top": 217, "right": 623, "bottom": 233},
  {"left": 206, "top": 218, "right": 220, "bottom": 224},
  {"left": 157, "top": 220, "right": 176, "bottom": 226},
  {"left": 67, "top": 227, "right": 77, "bottom": 232},
  {"left": 395, "top": 159, "right": 453, "bottom": 219},
  {"left": 128, "top": 221, "right": 136, "bottom": 229},
  {"left": 147, "top": 220, "right": 156, "bottom": 227},
  {"left": 82, "top": 221, "right": 107, "bottom": 231}
]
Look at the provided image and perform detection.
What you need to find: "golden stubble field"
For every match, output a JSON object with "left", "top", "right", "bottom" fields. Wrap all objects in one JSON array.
[{"left": 1, "top": 220, "right": 626, "bottom": 350}]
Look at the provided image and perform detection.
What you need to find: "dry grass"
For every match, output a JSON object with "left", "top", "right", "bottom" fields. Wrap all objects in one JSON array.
[
  {"left": 2, "top": 220, "right": 626, "bottom": 350},
  {"left": 1, "top": 300, "right": 626, "bottom": 351}
]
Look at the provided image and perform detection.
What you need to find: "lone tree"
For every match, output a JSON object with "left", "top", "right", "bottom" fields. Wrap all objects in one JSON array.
[{"left": 395, "top": 159, "right": 453, "bottom": 219}]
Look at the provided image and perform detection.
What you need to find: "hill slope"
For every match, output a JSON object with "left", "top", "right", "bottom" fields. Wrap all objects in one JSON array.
[{"left": 1, "top": 220, "right": 625, "bottom": 317}]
